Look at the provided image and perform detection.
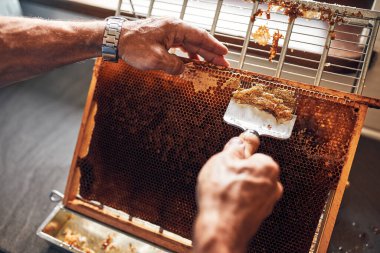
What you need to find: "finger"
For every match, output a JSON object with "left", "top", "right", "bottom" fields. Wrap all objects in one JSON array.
[
  {"left": 177, "top": 46, "right": 200, "bottom": 60},
  {"left": 188, "top": 52, "right": 200, "bottom": 60},
  {"left": 246, "top": 154, "right": 280, "bottom": 181},
  {"left": 176, "top": 23, "right": 228, "bottom": 55},
  {"left": 163, "top": 53, "right": 185, "bottom": 75},
  {"left": 275, "top": 181, "right": 284, "bottom": 201},
  {"left": 183, "top": 43, "right": 229, "bottom": 66},
  {"left": 153, "top": 47, "right": 185, "bottom": 75},
  {"left": 239, "top": 130, "right": 260, "bottom": 158},
  {"left": 223, "top": 137, "right": 245, "bottom": 159}
]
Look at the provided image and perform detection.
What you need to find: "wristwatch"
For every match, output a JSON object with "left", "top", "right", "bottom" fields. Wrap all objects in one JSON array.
[{"left": 102, "top": 16, "right": 127, "bottom": 62}]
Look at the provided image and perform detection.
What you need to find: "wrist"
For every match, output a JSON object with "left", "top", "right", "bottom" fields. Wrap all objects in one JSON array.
[{"left": 194, "top": 210, "right": 248, "bottom": 253}]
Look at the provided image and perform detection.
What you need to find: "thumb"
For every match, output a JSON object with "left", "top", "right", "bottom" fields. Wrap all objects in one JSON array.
[
  {"left": 223, "top": 137, "right": 246, "bottom": 159},
  {"left": 158, "top": 47, "right": 185, "bottom": 75},
  {"left": 239, "top": 130, "right": 260, "bottom": 158}
]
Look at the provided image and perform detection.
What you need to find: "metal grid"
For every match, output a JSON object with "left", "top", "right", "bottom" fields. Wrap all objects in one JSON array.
[{"left": 115, "top": 0, "right": 380, "bottom": 95}]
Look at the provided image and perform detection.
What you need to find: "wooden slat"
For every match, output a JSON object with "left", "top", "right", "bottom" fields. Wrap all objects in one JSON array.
[
  {"left": 63, "top": 58, "right": 101, "bottom": 205},
  {"left": 316, "top": 104, "right": 369, "bottom": 253}
]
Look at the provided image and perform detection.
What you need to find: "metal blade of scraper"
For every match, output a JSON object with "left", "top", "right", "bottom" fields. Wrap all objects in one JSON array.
[{"left": 223, "top": 99, "right": 297, "bottom": 140}]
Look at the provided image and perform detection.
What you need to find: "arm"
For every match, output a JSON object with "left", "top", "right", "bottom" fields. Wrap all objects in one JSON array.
[
  {"left": 0, "top": 16, "right": 229, "bottom": 87},
  {"left": 194, "top": 132, "right": 283, "bottom": 253},
  {"left": 0, "top": 17, "right": 103, "bottom": 87}
]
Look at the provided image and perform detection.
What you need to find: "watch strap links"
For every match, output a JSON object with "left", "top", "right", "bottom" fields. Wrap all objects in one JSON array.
[{"left": 102, "top": 16, "right": 127, "bottom": 62}]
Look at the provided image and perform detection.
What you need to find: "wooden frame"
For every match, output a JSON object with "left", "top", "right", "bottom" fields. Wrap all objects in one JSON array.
[
  {"left": 63, "top": 58, "right": 380, "bottom": 253},
  {"left": 315, "top": 105, "right": 368, "bottom": 253}
]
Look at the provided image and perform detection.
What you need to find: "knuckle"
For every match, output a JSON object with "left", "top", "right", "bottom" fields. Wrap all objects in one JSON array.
[
  {"left": 253, "top": 154, "right": 278, "bottom": 169},
  {"left": 170, "top": 58, "right": 182, "bottom": 74},
  {"left": 267, "top": 161, "right": 280, "bottom": 176},
  {"left": 253, "top": 153, "right": 272, "bottom": 161},
  {"left": 200, "top": 29, "right": 209, "bottom": 39},
  {"left": 204, "top": 53, "right": 214, "bottom": 62},
  {"left": 192, "top": 28, "right": 208, "bottom": 45},
  {"left": 166, "top": 16, "right": 177, "bottom": 22},
  {"left": 258, "top": 178, "right": 272, "bottom": 188},
  {"left": 240, "top": 177, "right": 256, "bottom": 191},
  {"left": 149, "top": 54, "right": 163, "bottom": 68},
  {"left": 260, "top": 180, "right": 276, "bottom": 195},
  {"left": 162, "top": 17, "right": 180, "bottom": 26},
  {"left": 235, "top": 163, "right": 253, "bottom": 174},
  {"left": 221, "top": 155, "right": 237, "bottom": 169},
  {"left": 198, "top": 27, "right": 208, "bottom": 34}
]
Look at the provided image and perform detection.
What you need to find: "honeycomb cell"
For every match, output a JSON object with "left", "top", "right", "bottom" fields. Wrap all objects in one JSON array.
[{"left": 77, "top": 59, "right": 359, "bottom": 253}]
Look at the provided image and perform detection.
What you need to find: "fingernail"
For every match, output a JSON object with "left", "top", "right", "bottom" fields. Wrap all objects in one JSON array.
[{"left": 244, "top": 130, "right": 259, "bottom": 138}]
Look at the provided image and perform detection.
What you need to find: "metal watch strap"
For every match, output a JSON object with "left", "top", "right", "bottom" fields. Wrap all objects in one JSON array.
[{"left": 102, "top": 16, "right": 127, "bottom": 62}]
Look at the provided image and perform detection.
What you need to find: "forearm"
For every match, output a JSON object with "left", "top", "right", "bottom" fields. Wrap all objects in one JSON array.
[
  {"left": 194, "top": 210, "right": 249, "bottom": 253},
  {"left": 0, "top": 17, "right": 104, "bottom": 87}
]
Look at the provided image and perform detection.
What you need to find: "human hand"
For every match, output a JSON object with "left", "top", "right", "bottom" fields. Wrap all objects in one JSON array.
[
  {"left": 194, "top": 131, "right": 283, "bottom": 253},
  {"left": 118, "top": 17, "right": 229, "bottom": 75}
]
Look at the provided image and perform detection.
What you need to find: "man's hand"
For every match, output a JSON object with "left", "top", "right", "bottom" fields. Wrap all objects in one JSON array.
[
  {"left": 118, "top": 17, "right": 229, "bottom": 75},
  {"left": 194, "top": 132, "right": 283, "bottom": 253}
]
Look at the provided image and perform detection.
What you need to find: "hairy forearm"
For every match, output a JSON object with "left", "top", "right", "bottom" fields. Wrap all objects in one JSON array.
[{"left": 0, "top": 17, "right": 104, "bottom": 87}]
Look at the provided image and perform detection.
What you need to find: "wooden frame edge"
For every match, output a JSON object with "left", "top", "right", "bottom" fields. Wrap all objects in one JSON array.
[
  {"left": 66, "top": 199, "right": 193, "bottom": 253},
  {"left": 316, "top": 104, "right": 369, "bottom": 253},
  {"left": 63, "top": 58, "right": 102, "bottom": 205}
]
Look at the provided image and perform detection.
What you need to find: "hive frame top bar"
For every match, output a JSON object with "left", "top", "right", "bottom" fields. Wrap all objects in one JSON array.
[{"left": 246, "top": 0, "right": 380, "bottom": 20}]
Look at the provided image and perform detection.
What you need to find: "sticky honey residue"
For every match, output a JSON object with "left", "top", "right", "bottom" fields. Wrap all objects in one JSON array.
[
  {"left": 269, "top": 30, "right": 283, "bottom": 62},
  {"left": 181, "top": 63, "right": 219, "bottom": 92},
  {"left": 56, "top": 229, "right": 139, "bottom": 253},
  {"left": 182, "top": 63, "right": 240, "bottom": 92},
  {"left": 101, "top": 235, "right": 113, "bottom": 250},
  {"left": 222, "top": 78, "right": 240, "bottom": 90},
  {"left": 232, "top": 84, "right": 296, "bottom": 123},
  {"left": 252, "top": 25, "right": 271, "bottom": 46},
  {"left": 61, "top": 228, "right": 93, "bottom": 252}
]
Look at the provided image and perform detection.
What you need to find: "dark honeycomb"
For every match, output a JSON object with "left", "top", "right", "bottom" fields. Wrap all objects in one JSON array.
[{"left": 77, "top": 59, "right": 359, "bottom": 253}]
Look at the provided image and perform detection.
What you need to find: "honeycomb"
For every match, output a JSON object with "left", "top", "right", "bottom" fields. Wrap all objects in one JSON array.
[{"left": 76, "top": 59, "right": 359, "bottom": 253}]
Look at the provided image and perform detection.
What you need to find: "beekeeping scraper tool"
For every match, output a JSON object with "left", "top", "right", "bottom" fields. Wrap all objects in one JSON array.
[{"left": 223, "top": 92, "right": 297, "bottom": 140}]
